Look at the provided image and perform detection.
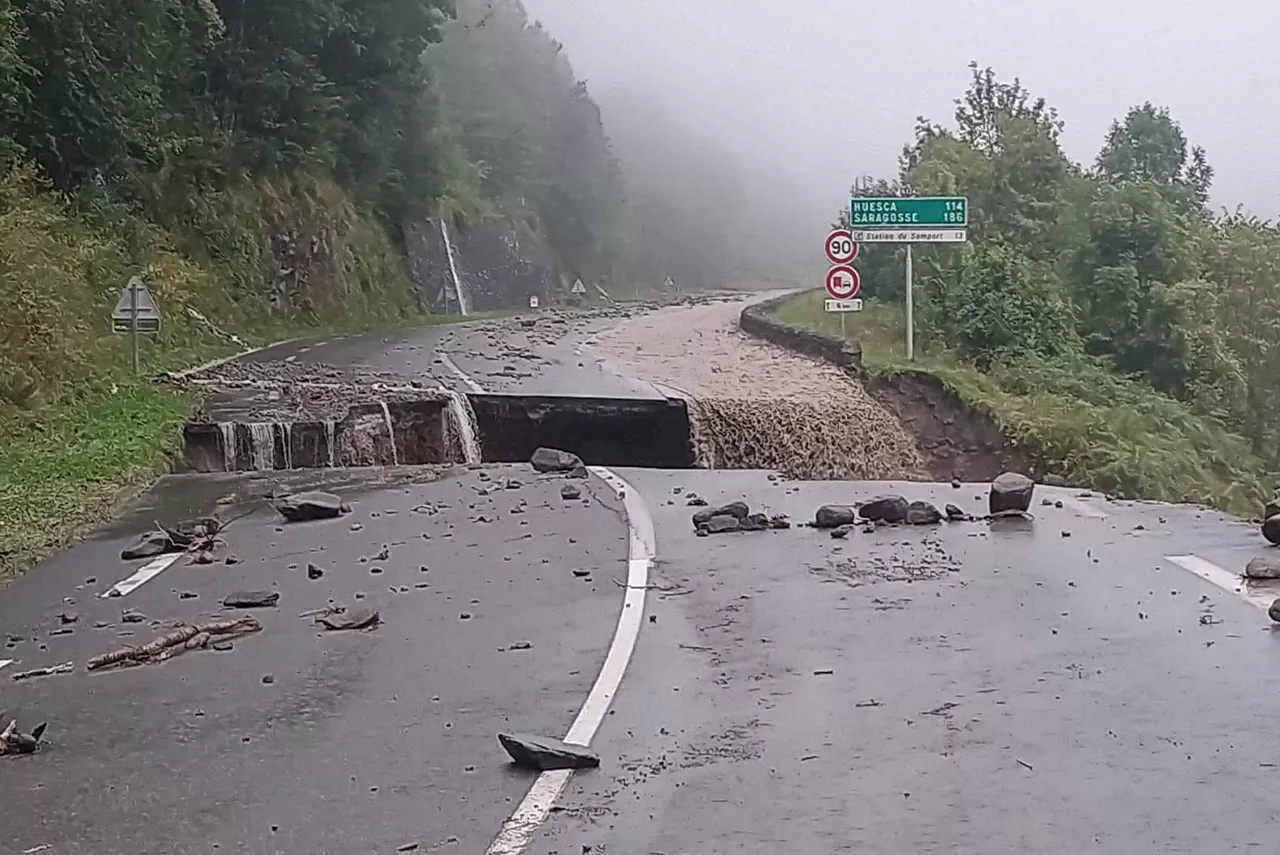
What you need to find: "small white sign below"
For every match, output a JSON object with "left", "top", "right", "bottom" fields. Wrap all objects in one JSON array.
[
  {"left": 852, "top": 229, "right": 967, "bottom": 244},
  {"left": 529, "top": 295, "right": 540, "bottom": 309},
  {"left": 825, "top": 299, "right": 864, "bottom": 313},
  {"left": 111, "top": 276, "right": 162, "bottom": 333},
  {"left": 571, "top": 278, "right": 587, "bottom": 295}
]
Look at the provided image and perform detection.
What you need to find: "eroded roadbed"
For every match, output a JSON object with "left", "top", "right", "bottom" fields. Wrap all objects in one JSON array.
[
  {"left": 1, "top": 465, "right": 628, "bottom": 855},
  {"left": 526, "top": 470, "right": 1280, "bottom": 855}
]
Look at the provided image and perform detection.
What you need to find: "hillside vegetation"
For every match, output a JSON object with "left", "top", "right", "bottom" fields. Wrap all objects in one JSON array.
[
  {"left": 0, "top": 0, "right": 734, "bottom": 569},
  {"left": 788, "top": 64, "right": 1280, "bottom": 514}
]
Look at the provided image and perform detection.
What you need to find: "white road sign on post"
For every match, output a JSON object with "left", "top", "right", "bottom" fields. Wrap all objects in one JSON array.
[
  {"left": 571, "top": 278, "right": 587, "bottom": 295},
  {"left": 111, "top": 275, "right": 161, "bottom": 375},
  {"left": 824, "top": 265, "right": 861, "bottom": 301},
  {"left": 852, "top": 228, "right": 967, "bottom": 244},
  {"left": 825, "top": 299, "right": 864, "bottom": 312}
]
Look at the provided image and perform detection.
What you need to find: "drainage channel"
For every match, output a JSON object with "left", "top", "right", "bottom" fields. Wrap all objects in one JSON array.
[{"left": 181, "top": 392, "right": 696, "bottom": 473}]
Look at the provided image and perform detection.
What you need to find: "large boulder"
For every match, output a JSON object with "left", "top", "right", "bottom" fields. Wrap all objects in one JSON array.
[
  {"left": 693, "top": 502, "right": 750, "bottom": 528},
  {"left": 1265, "top": 498, "right": 1280, "bottom": 521},
  {"left": 1262, "top": 515, "right": 1280, "bottom": 545},
  {"left": 1264, "top": 514, "right": 1280, "bottom": 546},
  {"left": 989, "top": 473, "right": 1035, "bottom": 516},
  {"left": 530, "top": 447, "right": 588, "bottom": 478},
  {"left": 498, "top": 733, "right": 600, "bottom": 771},
  {"left": 814, "top": 505, "right": 857, "bottom": 529},
  {"left": 859, "top": 495, "right": 908, "bottom": 524},
  {"left": 905, "top": 501, "right": 943, "bottom": 526},
  {"left": 1244, "top": 556, "right": 1280, "bottom": 580},
  {"left": 274, "top": 491, "right": 348, "bottom": 523}
]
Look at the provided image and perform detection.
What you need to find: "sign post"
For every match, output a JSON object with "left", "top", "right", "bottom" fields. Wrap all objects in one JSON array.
[
  {"left": 849, "top": 196, "right": 968, "bottom": 360},
  {"left": 111, "top": 275, "right": 162, "bottom": 375}
]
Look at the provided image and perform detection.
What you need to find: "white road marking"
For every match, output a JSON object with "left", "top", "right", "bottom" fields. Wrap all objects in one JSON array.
[
  {"left": 1057, "top": 496, "right": 1109, "bottom": 519},
  {"left": 440, "top": 353, "right": 485, "bottom": 394},
  {"left": 1166, "top": 554, "right": 1276, "bottom": 613},
  {"left": 450, "top": 368, "right": 654, "bottom": 855},
  {"left": 100, "top": 553, "right": 184, "bottom": 598},
  {"left": 0, "top": 659, "right": 13, "bottom": 672}
]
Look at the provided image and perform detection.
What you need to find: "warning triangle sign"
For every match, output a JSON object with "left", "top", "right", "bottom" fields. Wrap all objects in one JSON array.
[
  {"left": 571, "top": 278, "right": 587, "bottom": 294},
  {"left": 111, "top": 276, "right": 162, "bottom": 332}
]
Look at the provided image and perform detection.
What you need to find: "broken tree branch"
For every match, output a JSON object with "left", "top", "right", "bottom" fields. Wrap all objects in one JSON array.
[{"left": 87, "top": 617, "right": 262, "bottom": 672}]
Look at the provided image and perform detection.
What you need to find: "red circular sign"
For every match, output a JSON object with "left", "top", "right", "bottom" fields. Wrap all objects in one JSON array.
[
  {"left": 825, "top": 265, "right": 861, "bottom": 300},
  {"left": 825, "top": 229, "right": 859, "bottom": 265}
]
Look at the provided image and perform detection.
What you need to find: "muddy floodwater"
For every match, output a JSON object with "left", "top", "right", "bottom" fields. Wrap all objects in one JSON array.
[{"left": 592, "top": 295, "right": 926, "bottom": 481}]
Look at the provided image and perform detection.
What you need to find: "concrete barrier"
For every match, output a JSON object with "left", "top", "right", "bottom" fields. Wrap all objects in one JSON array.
[{"left": 737, "top": 291, "right": 864, "bottom": 375}]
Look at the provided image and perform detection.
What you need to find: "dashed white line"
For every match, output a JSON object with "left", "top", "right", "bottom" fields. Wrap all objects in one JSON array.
[
  {"left": 453, "top": 366, "right": 654, "bottom": 855},
  {"left": 0, "top": 659, "right": 13, "bottom": 673},
  {"left": 100, "top": 553, "right": 184, "bottom": 598},
  {"left": 1166, "top": 554, "right": 1275, "bottom": 613}
]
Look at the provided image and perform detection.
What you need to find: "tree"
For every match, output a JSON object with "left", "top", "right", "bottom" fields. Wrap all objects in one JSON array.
[
  {"left": 1096, "top": 103, "right": 1213, "bottom": 210},
  {"left": 922, "top": 241, "right": 1078, "bottom": 368},
  {"left": 0, "top": 0, "right": 30, "bottom": 170}
]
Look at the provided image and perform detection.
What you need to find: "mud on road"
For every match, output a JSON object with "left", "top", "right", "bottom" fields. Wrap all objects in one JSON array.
[{"left": 591, "top": 296, "right": 927, "bottom": 481}]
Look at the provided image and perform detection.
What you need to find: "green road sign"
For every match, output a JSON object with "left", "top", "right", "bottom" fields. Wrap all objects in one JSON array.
[{"left": 850, "top": 196, "right": 968, "bottom": 228}]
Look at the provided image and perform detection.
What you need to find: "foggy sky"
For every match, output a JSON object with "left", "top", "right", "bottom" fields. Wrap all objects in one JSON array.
[{"left": 522, "top": 0, "right": 1280, "bottom": 233}]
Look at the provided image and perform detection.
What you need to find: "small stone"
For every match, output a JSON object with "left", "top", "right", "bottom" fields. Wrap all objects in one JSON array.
[
  {"left": 497, "top": 733, "right": 600, "bottom": 771},
  {"left": 58, "top": 612, "right": 79, "bottom": 625},
  {"left": 179, "top": 591, "right": 198, "bottom": 600},
  {"left": 951, "top": 478, "right": 962, "bottom": 489},
  {"left": 274, "top": 491, "right": 348, "bottom": 523},
  {"left": 262, "top": 674, "right": 275, "bottom": 684},
  {"left": 307, "top": 563, "right": 324, "bottom": 580},
  {"left": 318, "top": 607, "right": 380, "bottom": 631},
  {"left": 1041, "top": 498, "right": 1054, "bottom": 506},
  {"left": 225, "top": 554, "right": 241, "bottom": 565},
  {"left": 398, "top": 844, "right": 420, "bottom": 853},
  {"left": 560, "top": 484, "right": 582, "bottom": 500},
  {"left": 768, "top": 514, "right": 791, "bottom": 530},
  {"left": 859, "top": 495, "right": 909, "bottom": 524},
  {"left": 505, "top": 641, "right": 533, "bottom": 651},
  {"left": 222, "top": 591, "right": 280, "bottom": 609},
  {"left": 990, "top": 473, "right": 1035, "bottom": 516},
  {"left": 121, "top": 530, "right": 175, "bottom": 561},
  {"left": 686, "top": 496, "right": 708, "bottom": 507},
  {"left": 739, "top": 513, "right": 770, "bottom": 532},
  {"left": 1270, "top": 599, "right": 1280, "bottom": 623},
  {"left": 460, "top": 612, "right": 472, "bottom": 620},
  {"left": 121, "top": 609, "right": 146, "bottom": 624},
  {"left": 831, "top": 525, "right": 853, "bottom": 540},
  {"left": 814, "top": 505, "right": 857, "bottom": 529},
  {"left": 572, "top": 569, "right": 590, "bottom": 577},
  {"left": 944, "top": 504, "right": 967, "bottom": 522}
]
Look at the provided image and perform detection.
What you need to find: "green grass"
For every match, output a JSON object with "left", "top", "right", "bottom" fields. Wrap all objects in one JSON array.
[
  {"left": 0, "top": 310, "right": 499, "bottom": 579},
  {"left": 774, "top": 290, "right": 1268, "bottom": 516}
]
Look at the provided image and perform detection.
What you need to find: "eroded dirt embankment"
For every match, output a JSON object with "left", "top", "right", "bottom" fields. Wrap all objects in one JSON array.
[{"left": 591, "top": 297, "right": 928, "bottom": 481}]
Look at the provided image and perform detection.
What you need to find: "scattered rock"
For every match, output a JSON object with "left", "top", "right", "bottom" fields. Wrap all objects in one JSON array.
[
  {"left": 905, "top": 501, "right": 943, "bottom": 526},
  {"left": 560, "top": 484, "right": 582, "bottom": 501},
  {"left": 317, "top": 607, "right": 380, "bottom": 631},
  {"left": 503, "top": 641, "right": 533, "bottom": 652},
  {"left": 397, "top": 844, "right": 420, "bottom": 853},
  {"left": 768, "top": 514, "right": 791, "bottom": 530},
  {"left": 1270, "top": 599, "right": 1280, "bottom": 624},
  {"left": 686, "top": 495, "right": 708, "bottom": 507},
  {"left": 0, "top": 720, "right": 47, "bottom": 756},
  {"left": 692, "top": 502, "right": 749, "bottom": 527},
  {"left": 990, "top": 473, "right": 1035, "bottom": 516},
  {"left": 222, "top": 591, "right": 279, "bottom": 609},
  {"left": 530, "top": 447, "right": 588, "bottom": 477},
  {"left": 273, "top": 492, "right": 349, "bottom": 523},
  {"left": 497, "top": 732, "right": 600, "bottom": 771},
  {"left": 307, "top": 563, "right": 324, "bottom": 580},
  {"left": 831, "top": 525, "right": 853, "bottom": 540},
  {"left": 814, "top": 505, "right": 857, "bottom": 529},
  {"left": 121, "top": 609, "right": 146, "bottom": 624},
  {"left": 179, "top": 591, "right": 198, "bottom": 600},
  {"left": 121, "top": 530, "right": 176, "bottom": 561},
  {"left": 700, "top": 515, "right": 741, "bottom": 534},
  {"left": 739, "top": 513, "right": 770, "bottom": 532},
  {"left": 944, "top": 504, "right": 968, "bottom": 522},
  {"left": 262, "top": 674, "right": 275, "bottom": 684},
  {"left": 572, "top": 568, "right": 591, "bottom": 578},
  {"left": 1244, "top": 557, "right": 1280, "bottom": 580},
  {"left": 1264, "top": 514, "right": 1280, "bottom": 546},
  {"left": 859, "top": 495, "right": 909, "bottom": 524},
  {"left": 58, "top": 612, "right": 78, "bottom": 625}
]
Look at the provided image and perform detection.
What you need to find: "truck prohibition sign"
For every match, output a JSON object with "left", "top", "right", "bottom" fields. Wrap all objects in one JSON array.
[{"left": 825, "top": 265, "right": 861, "bottom": 301}]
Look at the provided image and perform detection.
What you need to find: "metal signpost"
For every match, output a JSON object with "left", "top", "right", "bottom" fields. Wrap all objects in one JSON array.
[
  {"left": 111, "top": 275, "right": 161, "bottom": 375},
  {"left": 848, "top": 196, "right": 969, "bottom": 360}
]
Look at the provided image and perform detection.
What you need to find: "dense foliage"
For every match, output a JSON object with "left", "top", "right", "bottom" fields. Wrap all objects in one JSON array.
[{"left": 846, "top": 62, "right": 1280, "bottom": 488}]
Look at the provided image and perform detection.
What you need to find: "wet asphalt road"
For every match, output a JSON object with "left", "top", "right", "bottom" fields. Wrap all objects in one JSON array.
[
  {"left": 6, "top": 302, "right": 1280, "bottom": 854},
  {"left": 1, "top": 466, "right": 629, "bottom": 854}
]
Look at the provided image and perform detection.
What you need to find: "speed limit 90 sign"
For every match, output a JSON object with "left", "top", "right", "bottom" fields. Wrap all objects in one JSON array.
[{"left": 825, "top": 229, "right": 859, "bottom": 265}]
